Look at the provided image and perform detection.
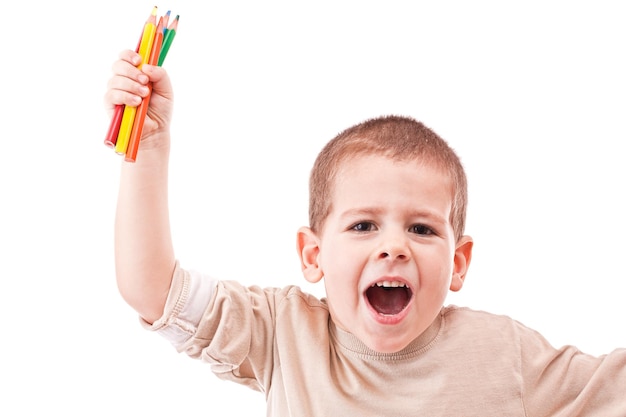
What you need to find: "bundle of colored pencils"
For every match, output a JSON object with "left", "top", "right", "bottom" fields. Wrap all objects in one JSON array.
[{"left": 104, "top": 6, "right": 179, "bottom": 162}]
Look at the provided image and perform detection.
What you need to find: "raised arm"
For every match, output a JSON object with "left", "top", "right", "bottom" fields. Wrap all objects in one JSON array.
[{"left": 105, "top": 50, "right": 176, "bottom": 323}]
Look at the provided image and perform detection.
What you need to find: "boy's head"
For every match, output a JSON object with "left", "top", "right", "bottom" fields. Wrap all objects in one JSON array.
[
  {"left": 308, "top": 115, "right": 468, "bottom": 241},
  {"left": 297, "top": 115, "right": 473, "bottom": 353}
]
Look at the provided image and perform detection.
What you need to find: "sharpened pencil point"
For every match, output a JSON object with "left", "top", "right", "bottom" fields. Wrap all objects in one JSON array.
[{"left": 162, "top": 10, "right": 171, "bottom": 33}]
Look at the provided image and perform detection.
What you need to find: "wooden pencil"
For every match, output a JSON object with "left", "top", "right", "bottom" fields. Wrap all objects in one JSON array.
[
  {"left": 103, "top": 24, "right": 145, "bottom": 148},
  {"left": 115, "top": 6, "right": 158, "bottom": 155},
  {"left": 158, "top": 14, "right": 178, "bottom": 66},
  {"left": 125, "top": 16, "right": 164, "bottom": 162}
]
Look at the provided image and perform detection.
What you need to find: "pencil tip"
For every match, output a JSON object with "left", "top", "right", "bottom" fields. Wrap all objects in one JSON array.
[
  {"left": 151, "top": 6, "right": 157, "bottom": 15},
  {"left": 166, "top": 10, "right": 171, "bottom": 16},
  {"left": 176, "top": 15, "right": 180, "bottom": 20}
]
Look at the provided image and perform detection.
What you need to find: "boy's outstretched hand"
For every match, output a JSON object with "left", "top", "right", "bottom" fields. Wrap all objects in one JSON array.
[
  {"left": 104, "top": 49, "right": 173, "bottom": 149},
  {"left": 108, "top": 49, "right": 176, "bottom": 324}
]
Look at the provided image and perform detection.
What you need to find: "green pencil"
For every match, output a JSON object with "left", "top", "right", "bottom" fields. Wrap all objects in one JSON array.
[{"left": 158, "top": 15, "right": 179, "bottom": 66}]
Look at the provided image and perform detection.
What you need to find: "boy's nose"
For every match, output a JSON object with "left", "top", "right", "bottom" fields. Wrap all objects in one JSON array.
[{"left": 377, "top": 233, "right": 410, "bottom": 261}]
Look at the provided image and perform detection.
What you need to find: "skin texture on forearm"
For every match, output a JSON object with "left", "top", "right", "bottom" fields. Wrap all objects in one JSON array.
[{"left": 115, "top": 140, "right": 175, "bottom": 324}]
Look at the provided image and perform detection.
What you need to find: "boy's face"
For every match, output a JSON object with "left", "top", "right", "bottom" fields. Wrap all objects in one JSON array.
[{"left": 298, "top": 154, "right": 472, "bottom": 353}]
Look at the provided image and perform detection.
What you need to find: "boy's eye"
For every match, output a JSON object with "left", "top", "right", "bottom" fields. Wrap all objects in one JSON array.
[
  {"left": 410, "top": 224, "right": 434, "bottom": 235},
  {"left": 350, "top": 222, "right": 375, "bottom": 232}
]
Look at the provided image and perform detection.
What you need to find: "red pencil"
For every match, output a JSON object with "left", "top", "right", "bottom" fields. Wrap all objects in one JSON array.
[
  {"left": 125, "top": 16, "right": 164, "bottom": 162},
  {"left": 103, "top": 18, "right": 148, "bottom": 148}
]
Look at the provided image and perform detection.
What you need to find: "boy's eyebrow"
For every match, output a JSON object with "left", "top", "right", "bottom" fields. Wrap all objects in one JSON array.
[
  {"left": 339, "top": 207, "right": 448, "bottom": 223},
  {"left": 339, "top": 207, "right": 384, "bottom": 219}
]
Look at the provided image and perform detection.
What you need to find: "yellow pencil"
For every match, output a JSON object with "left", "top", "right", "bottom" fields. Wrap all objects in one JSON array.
[{"left": 115, "top": 6, "right": 158, "bottom": 155}]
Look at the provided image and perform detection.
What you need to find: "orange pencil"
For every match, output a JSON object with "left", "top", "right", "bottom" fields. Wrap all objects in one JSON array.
[
  {"left": 103, "top": 28, "right": 144, "bottom": 148},
  {"left": 125, "top": 16, "right": 164, "bottom": 162},
  {"left": 115, "top": 6, "right": 158, "bottom": 155}
]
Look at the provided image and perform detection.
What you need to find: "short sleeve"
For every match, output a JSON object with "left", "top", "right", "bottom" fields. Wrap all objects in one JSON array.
[{"left": 141, "top": 261, "right": 218, "bottom": 350}]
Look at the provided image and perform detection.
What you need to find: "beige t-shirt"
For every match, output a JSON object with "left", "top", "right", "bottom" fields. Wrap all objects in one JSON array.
[{"left": 144, "top": 263, "right": 626, "bottom": 416}]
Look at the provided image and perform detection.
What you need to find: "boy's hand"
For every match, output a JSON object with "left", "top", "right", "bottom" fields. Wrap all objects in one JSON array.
[
  {"left": 109, "top": 52, "right": 175, "bottom": 323},
  {"left": 104, "top": 49, "right": 173, "bottom": 149}
]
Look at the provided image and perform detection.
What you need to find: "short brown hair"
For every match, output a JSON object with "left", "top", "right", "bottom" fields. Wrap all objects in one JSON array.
[{"left": 308, "top": 115, "right": 468, "bottom": 241}]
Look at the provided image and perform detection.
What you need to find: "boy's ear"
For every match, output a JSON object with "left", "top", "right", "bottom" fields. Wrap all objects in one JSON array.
[
  {"left": 296, "top": 226, "right": 323, "bottom": 283},
  {"left": 450, "top": 235, "right": 473, "bottom": 292}
]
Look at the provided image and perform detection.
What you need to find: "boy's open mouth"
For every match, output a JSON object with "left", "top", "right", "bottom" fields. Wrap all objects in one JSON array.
[{"left": 365, "top": 281, "right": 412, "bottom": 315}]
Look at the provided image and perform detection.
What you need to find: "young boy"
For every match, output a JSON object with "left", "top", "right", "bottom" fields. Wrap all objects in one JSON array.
[{"left": 106, "top": 49, "right": 626, "bottom": 416}]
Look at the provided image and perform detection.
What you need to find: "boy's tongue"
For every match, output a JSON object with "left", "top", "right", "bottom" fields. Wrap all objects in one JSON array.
[{"left": 366, "top": 286, "right": 410, "bottom": 315}]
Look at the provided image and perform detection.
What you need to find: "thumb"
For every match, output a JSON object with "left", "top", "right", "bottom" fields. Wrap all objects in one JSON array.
[{"left": 141, "top": 65, "right": 172, "bottom": 97}]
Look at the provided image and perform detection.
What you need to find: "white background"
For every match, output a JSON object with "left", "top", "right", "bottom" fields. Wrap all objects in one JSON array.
[{"left": 1, "top": 1, "right": 625, "bottom": 415}]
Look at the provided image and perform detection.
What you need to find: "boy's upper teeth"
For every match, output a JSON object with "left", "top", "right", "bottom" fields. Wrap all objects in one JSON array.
[{"left": 374, "top": 281, "right": 406, "bottom": 288}]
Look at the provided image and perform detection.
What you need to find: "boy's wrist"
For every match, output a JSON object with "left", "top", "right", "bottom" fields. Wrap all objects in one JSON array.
[
  {"left": 136, "top": 129, "right": 171, "bottom": 152},
  {"left": 122, "top": 131, "right": 171, "bottom": 165}
]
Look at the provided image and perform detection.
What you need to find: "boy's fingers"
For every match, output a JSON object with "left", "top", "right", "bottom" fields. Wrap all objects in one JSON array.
[
  {"left": 118, "top": 49, "right": 142, "bottom": 66},
  {"left": 104, "top": 88, "right": 142, "bottom": 112},
  {"left": 105, "top": 55, "right": 151, "bottom": 112},
  {"left": 107, "top": 72, "right": 150, "bottom": 99},
  {"left": 141, "top": 65, "right": 172, "bottom": 97},
  {"left": 111, "top": 59, "right": 149, "bottom": 85},
  {"left": 141, "top": 64, "right": 165, "bottom": 82}
]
